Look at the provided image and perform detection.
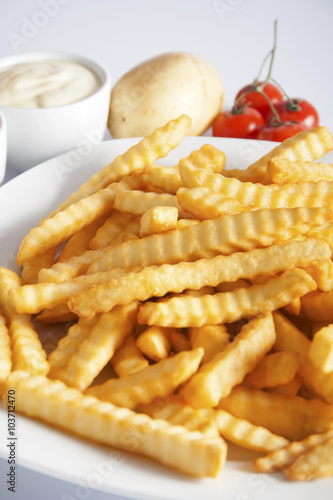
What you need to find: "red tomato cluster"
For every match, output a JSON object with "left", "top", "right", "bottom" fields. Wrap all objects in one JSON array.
[{"left": 212, "top": 81, "right": 319, "bottom": 142}]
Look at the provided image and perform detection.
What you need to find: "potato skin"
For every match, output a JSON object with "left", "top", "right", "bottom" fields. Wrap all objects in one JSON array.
[{"left": 108, "top": 52, "right": 224, "bottom": 138}]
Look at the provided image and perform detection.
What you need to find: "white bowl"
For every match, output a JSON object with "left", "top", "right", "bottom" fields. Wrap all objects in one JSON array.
[
  {"left": 0, "top": 111, "right": 7, "bottom": 183},
  {"left": 0, "top": 52, "right": 111, "bottom": 173}
]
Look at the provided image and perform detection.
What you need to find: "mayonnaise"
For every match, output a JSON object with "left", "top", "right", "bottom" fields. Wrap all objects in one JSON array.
[{"left": 0, "top": 60, "right": 100, "bottom": 108}]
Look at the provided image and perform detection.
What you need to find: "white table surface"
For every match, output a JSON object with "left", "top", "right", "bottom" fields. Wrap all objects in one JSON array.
[{"left": 0, "top": 1, "right": 332, "bottom": 499}]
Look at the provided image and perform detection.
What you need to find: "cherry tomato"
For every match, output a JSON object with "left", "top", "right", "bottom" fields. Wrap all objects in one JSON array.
[
  {"left": 265, "top": 99, "right": 319, "bottom": 129},
  {"left": 212, "top": 106, "right": 264, "bottom": 139},
  {"left": 256, "top": 122, "right": 306, "bottom": 142},
  {"left": 235, "top": 82, "right": 283, "bottom": 120}
]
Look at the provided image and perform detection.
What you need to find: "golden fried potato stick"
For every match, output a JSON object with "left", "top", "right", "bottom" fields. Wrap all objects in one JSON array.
[
  {"left": 50, "top": 115, "right": 192, "bottom": 215},
  {"left": 243, "top": 351, "right": 300, "bottom": 389},
  {"left": 307, "top": 222, "right": 333, "bottom": 251},
  {"left": 176, "top": 187, "right": 248, "bottom": 219},
  {"left": 267, "top": 158, "right": 333, "bottom": 183},
  {"left": 111, "top": 333, "right": 149, "bottom": 377},
  {"left": 284, "top": 437, "right": 333, "bottom": 481},
  {"left": 138, "top": 269, "right": 316, "bottom": 327},
  {"left": 142, "top": 165, "right": 183, "bottom": 194},
  {"left": 86, "top": 348, "right": 204, "bottom": 409},
  {"left": 217, "top": 385, "right": 333, "bottom": 440},
  {"left": 114, "top": 189, "right": 189, "bottom": 218},
  {"left": 86, "top": 207, "right": 333, "bottom": 276},
  {"left": 308, "top": 324, "right": 333, "bottom": 374},
  {"left": 301, "top": 290, "right": 333, "bottom": 323},
  {"left": 180, "top": 163, "right": 333, "bottom": 210},
  {"left": 139, "top": 206, "right": 178, "bottom": 237},
  {"left": 57, "top": 216, "right": 108, "bottom": 263},
  {"left": 139, "top": 395, "right": 219, "bottom": 438},
  {"left": 56, "top": 302, "right": 139, "bottom": 391},
  {"left": 273, "top": 311, "right": 333, "bottom": 404},
  {"left": 21, "top": 247, "right": 56, "bottom": 284},
  {"left": 35, "top": 303, "right": 77, "bottom": 324},
  {"left": 201, "top": 408, "right": 289, "bottom": 452},
  {"left": 6, "top": 370, "right": 225, "bottom": 478},
  {"left": 188, "top": 325, "right": 230, "bottom": 364},
  {"left": 232, "top": 126, "right": 333, "bottom": 184},
  {"left": 179, "top": 143, "right": 226, "bottom": 173},
  {"left": 135, "top": 326, "right": 171, "bottom": 362},
  {"left": 283, "top": 297, "right": 301, "bottom": 316},
  {"left": 70, "top": 238, "right": 327, "bottom": 319},
  {"left": 302, "top": 260, "right": 333, "bottom": 292},
  {"left": 11, "top": 267, "right": 128, "bottom": 315},
  {"left": 88, "top": 211, "right": 134, "bottom": 250},
  {"left": 48, "top": 316, "right": 99, "bottom": 379},
  {"left": 0, "top": 311, "right": 11, "bottom": 391},
  {"left": 0, "top": 268, "right": 49, "bottom": 375},
  {"left": 253, "top": 429, "right": 333, "bottom": 473},
  {"left": 17, "top": 181, "right": 125, "bottom": 265},
  {"left": 179, "top": 313, "right": 275, "bottom": 408}
]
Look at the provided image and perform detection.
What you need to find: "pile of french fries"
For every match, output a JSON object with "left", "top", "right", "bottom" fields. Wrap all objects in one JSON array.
[{"left": 1, "top": 114, "right": 333, "bottom": 481}]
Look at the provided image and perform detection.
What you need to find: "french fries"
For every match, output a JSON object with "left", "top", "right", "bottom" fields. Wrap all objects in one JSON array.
[{"left": 2, "top": 116, "right": 333, "bottom": 482}]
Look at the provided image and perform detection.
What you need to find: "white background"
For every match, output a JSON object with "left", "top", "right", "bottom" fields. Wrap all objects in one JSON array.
[
  {"left": 1, "top": 0, "right": 333, "bottom": 183},
  {"left": 0, "top": 1, "right": 332, "bottom": 499}
]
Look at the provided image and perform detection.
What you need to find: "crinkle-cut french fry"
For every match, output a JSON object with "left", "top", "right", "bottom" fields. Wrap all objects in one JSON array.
[
  {"left": 284, "top": 437, "right": 333, "bottom": 480},
  {"left": 138, "top": 269, "right": 316, "bottom": 328},
  {"left": 179, "top": 313, "right": 275, "bottom": 408},
  {"left": 201, "top": 408, "right": 289, "bottom": 452},
  {"left": 6, "top": 370, "right": 225, "bottom": 478},
  {"left": 142, "top": 165, "right": 183, "bottom": 194},
  {"left": 302, "top": 260, "right": 333, "bottom": 291},
  {"left": 307, "top": 222, "right": 333, "bottom": 252},
  {"left": 268, "top": 374, "right": 303, "bottom": 397},
  {"left": 17, "top": 182, "right": 125, "bottom": 265},
  {"left": 243, "top": 351, "right": 300, "bottom": 389},
  {"left": 86, "top": 207, "right": 333, "bottom": 277},
  {"left": 273, "top": 311, "right": 333, "bottom": 404},
  {"left": 35, "top": 303, "right": 77, "bottom": 324},
  {"left": 217, "top": 385, "right": 333, "bottom": 441},
  {"left": 267, "top": 158, "right": 333, "bottom": 183},
  {"left": 231, "top": 126, "right": 333, "bottom": 185},
  {"left": 188, "top": 325, "right": 230, "bottom": 364},
  {"left": 39, "top": 248, "right": 105, "bottom": 283},
  {"left": 283, "top": 297, "right": 301, "bottom": 316},
  {"left": 180, "top": 162, "right": 333, "bottom": 210},
  {"left": 301, "top": 290, "right": 333, "bottom": 323},
  {"left": 88, "top": 211, "right": 134, "bottom": 250},
  {"left": 179, "top": 144, "right": 226, "bottom": 174},
  {"left": 139, "top": 395, "right": 219, "bottom": 438},
  {"left": 135, "top": 326, "right": 171, "bottom": 362},
  {"left": 169, "top": 330, "right": 191, "bottom": 353},
  {"left": 0, "top": 312, "right": 11, "bottom": 390},
  {"left": 21, "top": 247, "right": 56, "bottom": 284},
  {"left": 69, "top": 238, "right": 329, "bottom": 319},
  {"left": 86, "top": 348, "right": 204, "bottom": 410},
  {"left": 57, "top": 216, "right": 107, "bottom": 264},
  {"left": 0, "top": 268, "right": 49, "bottom": 375},
  {"left": 50, "top": 115, "right": 192, "bottom": 215},
  {"left": 308, "top": 324, "right": 333, "bottom": 374},
  {"left": 11, "top": 268, "right": 128, "bottom": 315},
  {"left": 48, "top": 316, "right": 99, "bottom": 379},
  {"left": 111, "top": 333, "right": 149, "bottom": 377},
  {"left": 176, "top": 187, "right": 248, "bottom": 219},
  {"left": 176, "top": 219, "right": 200, "bottom": 229},
  {"left": 253, "top": 429, "right": 333, "bottom": 473},
  {"left": 56, "top": 302, "right": 139, "bottom": 391},
  {"left": 114, "top": 189, "right": 189, "bottom": 219},
  {"left": 139, "top": 206, "right": 178, "bottom": 237}
]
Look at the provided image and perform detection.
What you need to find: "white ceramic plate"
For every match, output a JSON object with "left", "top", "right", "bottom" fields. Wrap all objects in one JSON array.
[{"left": 1, "top": 137, "right": 333, "bottom": 500}]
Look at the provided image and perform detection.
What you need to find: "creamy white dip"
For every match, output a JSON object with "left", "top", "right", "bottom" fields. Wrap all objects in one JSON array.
[{"left": 0, "top": 60, "right": 100, "bottom": 108}]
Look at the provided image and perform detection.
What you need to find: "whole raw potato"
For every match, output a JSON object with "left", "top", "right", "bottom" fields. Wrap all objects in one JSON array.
[{"left": 108, "top": 52, "right": 224, "bottom": 137}]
